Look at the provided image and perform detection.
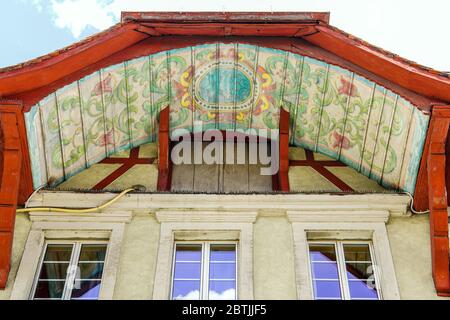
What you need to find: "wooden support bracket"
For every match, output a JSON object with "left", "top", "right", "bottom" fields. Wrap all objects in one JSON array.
[
  {"left": 157, "top": 106, "right": 172, "bottom": 191},
  {"left": 0, "top": 104, "right": 23, "bottom": 289},
  {"left": 273, "top": 107, "right": 290, "bottom": 192},
  {"left": 426, "top": 106, "right": 450, "bottom": 296}
]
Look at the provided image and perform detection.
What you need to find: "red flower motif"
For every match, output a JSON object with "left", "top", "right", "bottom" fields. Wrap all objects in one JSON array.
[
  {"left": 98, "top": 130, "right": 114, "bottom": 147},
  {"left": 332, "top": 131, "right": 351, "bottom": 150},
  {"left": 338, "top": 76, "right": 358, "bottom": 97},
  {"left": 92, "top": 74, "right": 113, "bottom": 96}
]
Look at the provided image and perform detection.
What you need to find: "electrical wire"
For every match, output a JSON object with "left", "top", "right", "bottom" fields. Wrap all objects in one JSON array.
[
  {"left": 16, "top": 188, "right": 135, "bottom": 213},
  {"left": 400, "top": 191, "right": 430, "bottom": 214}
]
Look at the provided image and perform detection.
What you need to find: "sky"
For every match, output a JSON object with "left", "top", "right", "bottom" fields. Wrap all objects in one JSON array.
[{"left": 0, "top": 0, "right": 449, "bottom": 71}]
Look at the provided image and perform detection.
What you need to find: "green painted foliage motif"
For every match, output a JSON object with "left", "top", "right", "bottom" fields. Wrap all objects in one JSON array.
[{"left": 25, "top": 43, "right": 429, "bottom": 193}]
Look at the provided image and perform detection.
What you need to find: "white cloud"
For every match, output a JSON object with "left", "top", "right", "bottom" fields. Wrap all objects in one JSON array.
[
  {"left": 50, "top": 0, "right": 115, "bottom": 38},
  {"left": 25, "top": 0, "right": 450, "bottom": 70},
  {"left": 174, "top": 289, "right": 236, "bottom": 300}
]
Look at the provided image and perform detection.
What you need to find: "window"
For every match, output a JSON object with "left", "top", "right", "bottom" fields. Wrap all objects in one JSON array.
[
  {"left": 308, "top": 241, "right": 380, "bottom": 300},
  {"left": 171, "top": 242, "right": 237, "bottom": 300},
  {"left": 31, "top": 241, "right": 108, "bottom": 300}
]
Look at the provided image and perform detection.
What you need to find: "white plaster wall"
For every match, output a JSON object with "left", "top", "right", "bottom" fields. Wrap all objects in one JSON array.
[
  {"left": 113, "top": 212, "right": 160, "bottom": 299},
  {"left": 387, "top": 214, "right": 448, "bottom": 300},
  {"left": 253, "top": 215, "right": 297, "bottom": 299},
  {"left": 2, "top": 210, "right": 449, "bottom": 300}
]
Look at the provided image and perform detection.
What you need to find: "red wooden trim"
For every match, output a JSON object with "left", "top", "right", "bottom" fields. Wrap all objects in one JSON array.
[
  {"left": 276, "top": 108, "right": 290, "bottom": 192},
  {"left": 426, "top": 108, "right": 450, "bottom": 295},
  {"left": 415, "top": 106, "right": 450, "bottom": 211},
  {"left": 157, "top": 107, "right": 171, "bottom": 191},
  {"left": 92, "top": 147, "right": 155, "bottom": 190},
  {"left": 14, "top": 36, "right": 436, "bottom": 111},
  {"left": 303, "top": 150, "right": 354, "bottom": 192},
  {"left": 310, "top": 165, "right": 354, "bottom": 192},
  {"left": 0, "top": 101, "right": 33, "bottom": 205},
  {"left": 92, "top": 163, "right": 135, "bottom": 191},
  {"left": 0, "top": 106, "right": 23, "bottom": 289}
]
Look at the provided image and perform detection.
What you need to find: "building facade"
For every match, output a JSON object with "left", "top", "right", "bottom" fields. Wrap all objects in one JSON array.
[{"left": 0, "top": 12, "right": 449, "bottom": 300}]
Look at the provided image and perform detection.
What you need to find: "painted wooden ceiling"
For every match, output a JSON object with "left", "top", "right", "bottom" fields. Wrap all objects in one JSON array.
[{"left": 25, "top": 43, "right": 429, "bottom": 193}]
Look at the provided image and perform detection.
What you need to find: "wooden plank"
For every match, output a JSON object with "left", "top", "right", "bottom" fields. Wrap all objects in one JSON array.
[
  {"left": 193, "top": 164, "right": 220, "bottom": 193},
  {"left": 171, "top": 164, "right": 195, "bottom": 192},
  {"left": 248, "top": 164, "right": 273, "bottom": 193}
]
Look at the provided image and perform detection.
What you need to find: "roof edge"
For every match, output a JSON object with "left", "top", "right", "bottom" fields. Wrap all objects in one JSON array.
[{"left": 121, "top": 11, "right": 331, "bottom": 24}]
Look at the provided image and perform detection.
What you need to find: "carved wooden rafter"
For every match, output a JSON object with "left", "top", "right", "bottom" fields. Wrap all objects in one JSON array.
[
  {"left": 0, "top": 104, "right": 23, "bottom": 289},
  {"left": 427, "top": 106, "right": 450, "bottom": 296}
]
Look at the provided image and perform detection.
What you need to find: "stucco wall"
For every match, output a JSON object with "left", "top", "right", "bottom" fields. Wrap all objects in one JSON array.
[
  {"left": 113, "top": 212, "right": 160, "bottom": 299},
  {"left": 387, "top": 214, "right": 447, "bottom": 300},
  {"left": 1, "top": 210, "right": 448, "bottom": 300},
  {"left": 253, "top": 214, "right": 297, "bottom": 299}
]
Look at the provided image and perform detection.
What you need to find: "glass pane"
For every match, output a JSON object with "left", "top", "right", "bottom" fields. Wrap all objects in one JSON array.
[
  {"left": 174, "top": 262, "right": 201, "bottom": 280},
  {"left": 172, "top": 245, "right": 202, "bottom": 300},
  {"left": 78, "top": 263, "right": 105, "bottom": 280},
  {"left": 309, "top": 244, "right": 337, "bottom": 262},
  {"left": 346, "top": 262, "right": 373, "bottom": 280},
  {"left": 175, "top": 244, "right": 202, "bottom": 262},
  {"left": 70, "top": 280, "right": 101, "bottom": 300},
  {"left": 343, "top": 244, "right": 372, "bottom": 262},
  {"left": 43, "top": 244, "right": 73, "bottom": 262},
  {"left": 209, "top": 263, "right": 236, "bottom": 280},
  {"left": 310, "top": 262, "right": 339, "bottom": 279},
  {"left": 33, "top": 244, "right": 74, "bottom": 299},
  {"left": 34, "top": 281, "right": 66, "bottom": 299},
  {"left": 210, "top": 245, "right": 236, "bottom": 261},
  {"left": 343, "top": 243, "right": 379, "bottom": 300},
  {"left": 348, "top": 280, "right": 378, "bottom": 300},
  {"left": 309, "top": 244, "right": 342, "bottom": 300},
  {"left": 172, "top": 280, "right": 201, "bottom": 300},
  {"left": 209, "top": 280, "right": 236, "bottom": 300},
  {"left": 38, "top": 263, "right": 70, "bottom": 280},
  {"left": 313, "top": 280, "right": 342, "bottom": 300},
  {"left": 78, "top": 244, "right": 107, "bottom": 262},
  {"left": 208, "top": 245, "right": 236, "bottom": 300}
]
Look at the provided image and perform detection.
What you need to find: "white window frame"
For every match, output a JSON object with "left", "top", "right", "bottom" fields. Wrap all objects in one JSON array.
[
  {"left": 153, "top": 210, "right": 256, "bottom": 300},
  {"left": 288, "top": 209, "right": 401, "bottom": 300},
  {"left": 171, "top": 241, "right": 238, "bottom": 300},
  {"left": 10, "top": 211, "right": 131, "bottom": 300},
  {"left": 30, "top": 240, "right": 109, "bottom": 300},
  {"left": 307, "top": 240, "right": 382, "bottom": 300}
]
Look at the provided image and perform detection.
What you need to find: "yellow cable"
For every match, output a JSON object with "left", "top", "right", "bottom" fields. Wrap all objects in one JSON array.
[{"left": 16, "top": 188, "right": 135, "bottom": 213}]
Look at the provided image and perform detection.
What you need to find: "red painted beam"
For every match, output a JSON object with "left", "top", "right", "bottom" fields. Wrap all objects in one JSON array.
[
  {"left": 157, "top": 107, "right": 171, "bottom": 191},
  {"left": 0, "top": 101, "right": 33, "bottom": 205},
  {"left": 9, "top": 36, "right": 436, "bottom": 111},
  {"left": 93, "top": 147, "right": 156, "bottom": 190},
  {"left": 426, "top": 106, "right": 450, "bottom": 296},
  {"left": 0, "top": 105, "right": 23, "bottom": 289},
  {"left": 275, "top": 108, "right": 290, "bottom": 192}
]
